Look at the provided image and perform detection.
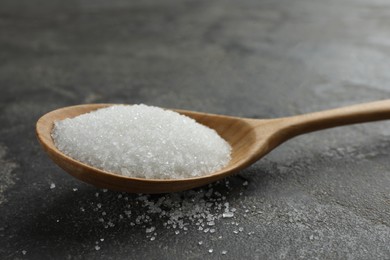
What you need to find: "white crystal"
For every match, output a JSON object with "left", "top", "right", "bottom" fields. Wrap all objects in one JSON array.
[
  {"left": 146, "top": 227, "right": 155, "bottom": 233},
  {"left": 222, "top": 212, "right": 234, "bottom": 218},
  {"left": 52, "top": 105, "right": 231, "bottom": 179}
]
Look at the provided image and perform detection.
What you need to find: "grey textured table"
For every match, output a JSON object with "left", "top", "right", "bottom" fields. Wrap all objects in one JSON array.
[{"left": 1, "top": 0, "right": 390, "bottom": 259}]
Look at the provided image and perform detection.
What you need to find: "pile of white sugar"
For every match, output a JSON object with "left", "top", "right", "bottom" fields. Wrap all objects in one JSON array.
[{"left": 52, "top": 104, "right": 231, "bottom": 179}]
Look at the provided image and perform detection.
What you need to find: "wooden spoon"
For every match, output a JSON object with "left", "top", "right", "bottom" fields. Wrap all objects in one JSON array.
[{"left": 36, "top": 100, "right": 390, "bottom": 193}]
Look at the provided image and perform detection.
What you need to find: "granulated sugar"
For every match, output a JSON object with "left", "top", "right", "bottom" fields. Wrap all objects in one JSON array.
[
  {"left": 53, "top": 179, "right": 252, "bottom": 255},
  {"left": 89, "top": 180, "right": 244, "bottom": 253},
  {"left": 52, "top": 105, "right": 231, "bottom": 179}
]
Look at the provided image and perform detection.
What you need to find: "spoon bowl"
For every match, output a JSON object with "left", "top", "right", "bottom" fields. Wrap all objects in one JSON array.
[{"left": 36, "top": 100, "right": 390, "bottom": 193}]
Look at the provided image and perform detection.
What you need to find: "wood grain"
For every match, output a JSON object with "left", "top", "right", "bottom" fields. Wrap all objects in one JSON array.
[{"left": 36, "top": 100, "right": 390, "bottom": 193}]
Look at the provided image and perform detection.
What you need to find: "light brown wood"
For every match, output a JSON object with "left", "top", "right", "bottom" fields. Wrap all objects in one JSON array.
[{"left": 36, "top": 100, "right": 390, "bottom": 193}]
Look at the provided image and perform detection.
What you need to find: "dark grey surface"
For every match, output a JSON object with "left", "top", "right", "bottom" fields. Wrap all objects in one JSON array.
[{"left": 1, "top": 0, "right": 390, "bottom": 259}]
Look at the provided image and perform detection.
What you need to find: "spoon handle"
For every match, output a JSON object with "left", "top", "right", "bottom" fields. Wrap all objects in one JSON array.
[{"left": 280, "top": 99, "right": 390, "bottom": 138}]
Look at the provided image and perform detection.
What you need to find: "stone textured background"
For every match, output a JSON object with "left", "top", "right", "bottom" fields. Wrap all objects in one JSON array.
[{"left": 0, "top": 0, "right": 389, "bottom": 259}]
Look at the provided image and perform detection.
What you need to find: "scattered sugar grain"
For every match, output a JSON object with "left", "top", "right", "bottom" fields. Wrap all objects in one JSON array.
[
  {"left": 22, "top": 250, "right": 27, "bottom": 255},
  {"left": 81, "top": 182, "right": 248, "bottom": 251},
  {"left": 146, "top": 227, "right": 155, "bottom": 233},
  {"left": 95, "top": 246, "right": 100, "bottom": 251},
  {"left": 207, "top": 221, "right": 215, "bottom": 226},
  {"left": 209, "top": 249, "right": 213, "bottom": 253},
  {"left": 222, "top": 212, "right": 234, "bottom": 218},
  {"left": 50, "top": 183, "right": 55, "bottom": 189},
  {"left": 52, "top": 105, "right": 231, "bottom": 179},
  {"left": 222, "top": 250, "right": 227, "bottom": 255}
]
